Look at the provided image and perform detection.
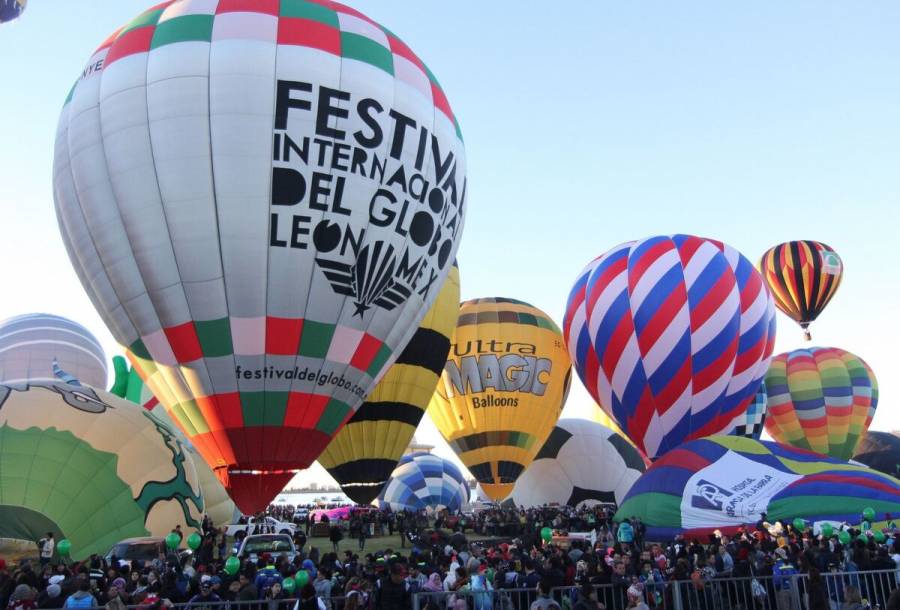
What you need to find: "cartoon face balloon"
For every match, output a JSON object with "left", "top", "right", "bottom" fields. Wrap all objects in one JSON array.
[
  {"left": 53, "top": 0, "right": 466, "bottom": 514},
  {"left": 0, "top": 382, "right": 203, "bottom": 558}
]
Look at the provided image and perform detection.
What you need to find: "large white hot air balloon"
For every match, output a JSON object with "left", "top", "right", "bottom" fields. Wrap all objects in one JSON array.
[{"left": 53, "top": 0, "right": 466, "bottom": 514}]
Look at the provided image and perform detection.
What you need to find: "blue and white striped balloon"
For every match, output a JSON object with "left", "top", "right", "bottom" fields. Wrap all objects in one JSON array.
[{"left": 376, "top": 452, "right": 469, "bottom": 513}]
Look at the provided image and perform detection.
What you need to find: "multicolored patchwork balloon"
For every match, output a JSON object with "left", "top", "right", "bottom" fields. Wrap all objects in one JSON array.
[
  {"left": 53, "top": 0, "right": 466, "bottom": 514},
  {"left": 616, "top": 436, "right": 900, "bottom": 540},
  {"left": 564, "top": 235, "right": 776, "bottom": 460},
  {"left": 760, "top": 241, "right": 842, "bottom": 340},
  {"left": 0, "top": 313, "right": 108, "bottom": 389},
  {"left": 319, "top": 263, "right": 460, "bottom": 504},
  {"left": 729, "top": 382, "right": 767, "bottom": 440},
  {"left": 376, "top": 452, "right": 469, "bottom": 513},
  {"left": 429, "top": 298, "right": 571, "bottom": 501},
  {"left": 765, "top": 347, "right": 878, "bottom": 461}
]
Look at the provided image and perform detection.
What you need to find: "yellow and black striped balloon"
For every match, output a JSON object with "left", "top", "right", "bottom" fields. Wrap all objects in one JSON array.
[
  {"left": 760, "top": 240, "right": 842, "bottom": 340},
  {"left": 428, "top": 298, "right": 571, "bottom": 501},
  {"left": 318, "top": 264, "right": 460, "bottom": 504}
]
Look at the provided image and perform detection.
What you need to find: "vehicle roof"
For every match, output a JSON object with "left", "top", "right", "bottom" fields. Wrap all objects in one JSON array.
[
  {"left": 111, "top": 537, "right": 165, "bottom": 544},
  {"left": 241, "top": 533, "right": 293, "bottom": 541}
]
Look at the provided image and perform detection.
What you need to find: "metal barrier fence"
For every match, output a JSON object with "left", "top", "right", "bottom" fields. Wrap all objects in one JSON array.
[
  {"left": 75, "top": 599, "right": 349, "bottom": 610},
  {"left": 412, "top": 569, "right": 900, "bottom": 610}
]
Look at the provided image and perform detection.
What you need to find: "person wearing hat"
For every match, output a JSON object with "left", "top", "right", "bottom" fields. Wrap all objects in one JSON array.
[
  {"left": 8, "top": 585, "right": 37, "bottom": 610},
  {"left": 37, "top": 583, "right": 64, "bottom": 610},
  {"left": 772, "top": 547, "right": 798, "bottom": 610},
  {"left": 186, "top": 578, "right": 221, "bottom": 608},
  {"left": 625, "top": 584, "right": 648, "bottom": 610}
]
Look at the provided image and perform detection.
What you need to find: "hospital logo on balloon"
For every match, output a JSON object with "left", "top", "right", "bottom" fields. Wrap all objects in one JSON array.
[
  {"left": 681, "top": 451, "right": 801, "bottom": 528},
  {"left": 270, "top": 81, "right": 466, "bottom": 317}
]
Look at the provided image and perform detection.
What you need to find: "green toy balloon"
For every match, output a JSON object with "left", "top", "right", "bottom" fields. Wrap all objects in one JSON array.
[
  {"left": 820, "top": 524, "right": 833, "bottom": 539},
  {"left": 857, "top": 533, "right": 869, "bottom": 543},
  {"left": 296, "top": 570, "right": 310, "bottom": 587},
  {"left": 57, "top": 539, "right": 71, "bottom": 557},
  {"left": 540, "top": 527, "right": 552, "bottom": 542},
  {"left": 187, "top": 532, "right": 202, "bottom": 551},
  {"left": 863, "top": 507, "right": 876, "bottom": 522},
  {"left": 873, "top": 530, "right": 886, "bottom": 543},
  {"left": 224, "top": 556, "right": 240, "bottom": 576},
  {"left": 838, "top": 530, "right": 851, "bottom": 545},
  {"left": 282, "top": 578, "right": 296, "bottom": 594},
  {"left": 165, "top": 532, "right": 180, "bottom": 550},
  {"left": 792, "top": 518, "right": 806, "bottom": 532}
]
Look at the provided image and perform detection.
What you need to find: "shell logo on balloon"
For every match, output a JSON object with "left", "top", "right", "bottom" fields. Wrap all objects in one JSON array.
[
  {"left": 54, "top": 0, "right": 466, "bottom": 514},
  {"left": 0, "top": 382, "right": 203, "bottom": 558}
]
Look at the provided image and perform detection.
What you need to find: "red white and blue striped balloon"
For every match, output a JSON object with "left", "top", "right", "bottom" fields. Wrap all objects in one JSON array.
[{"left": 563, "top": 235, "right": 776, "bottom": 459}]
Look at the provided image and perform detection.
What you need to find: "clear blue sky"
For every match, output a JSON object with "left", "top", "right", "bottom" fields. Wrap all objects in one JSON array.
[{"left": 1, "top": 2, "right": 898, "bottom": 487}]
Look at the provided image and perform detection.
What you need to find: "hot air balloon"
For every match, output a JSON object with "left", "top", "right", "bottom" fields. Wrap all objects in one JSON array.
[
  {"left": 0, "top": 0, "right": 26, "bottom": 24},
  {"left": 510, "top": 418, "right": 646, "bottom": 508},
  {"left": 617, "top": 436, "right": 900, "bottom": 540},
  {"left": 853, "top": 431, "right": 900, "bottom": 479},
  {"left": 428, "top": 298, "right": 571, "bottom": 501},
  {"left": 0, "top": 382, "right": 203, "bottom": 558},
  {"left": 375, "top": 452, "right": 469, "bottom": 513},
  {"left": 564, "top": 235, "right": 776, "bottom": 460},
  {"left": 319, "top": 263, "right": 460, "bottom": 504},
  {"left": 765, "top": 347, "right": 878, "bottom": 461},
  {"left": 111, "top": 360, "right": 238, "bottom": 525},
  {"left": 0, "top": 313, "right": 108, "bottom": 389},
  {"left": 760, "top": 241, "right": 842, "bottom": 340},
  {"left": 53, "top": 1, "right": 467, "bottom": 514},
  {"left": 729, "top": 383, "right": 767, "bottom": 440}
]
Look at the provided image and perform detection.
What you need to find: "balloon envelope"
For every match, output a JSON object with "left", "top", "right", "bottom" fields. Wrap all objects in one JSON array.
[
  {"left": 429, "top": 298, "right": 571, "bottom": 501},
  {"left": 616, "top": 436, "right": 900, "bottom": 540},
  {"left": 765, "top": 347, "right": 878, "bottom": 461},
  {"left": 729, "top": 383, "right": 767, "bottom": 440},
  {"left": 0, "top": 0, "right": 25, "bottom": 24},
  {"left": 0, "top": 313, "right": 107, "bottom": 389},
  {"left": 0, "top": 382, "right": 203, "bottom": 558},
  {"left": 510, "top": 418, "right": 646, "bottom": 508},
  {"left": 852, "top": 431, "right": 900, "bottom": 479},
  {"left": 319, "top": 263, "right": 460, "bottom": 504},
  {"left": 54, "top": 0, "right": 466, "bottom": 514},
  {"left": 376, "top": 452, "right": 469, "bottom": 514},
  {"left": 760, "top": 240, "right": 842, "bottom": 340},
  {"left": 564, "top": 235, "right": 776, "bottom": 459},
  {"left": 116, "top": 362, "right": 238, "bottom": 525}
]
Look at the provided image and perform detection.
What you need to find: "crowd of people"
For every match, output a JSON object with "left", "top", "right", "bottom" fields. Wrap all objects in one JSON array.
[{"left": 2, "top": 504, "right": 900, "bottom": 610}]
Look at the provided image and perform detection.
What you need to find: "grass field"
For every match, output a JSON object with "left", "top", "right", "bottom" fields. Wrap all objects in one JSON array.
[{"left": 0, "top": 531, "right": 495, "bottom": 564}]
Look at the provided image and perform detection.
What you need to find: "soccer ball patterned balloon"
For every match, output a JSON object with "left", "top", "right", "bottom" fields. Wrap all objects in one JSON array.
[{"left": 510, "top": 418, "right": 647, "bottom": 508}]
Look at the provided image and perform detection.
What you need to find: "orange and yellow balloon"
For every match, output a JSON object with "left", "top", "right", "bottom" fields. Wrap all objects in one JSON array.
[
  {"left": 428, "top": 298, "right": 570, "bottom": 501},
  {"left": 760, "top": 241, "right": 842, "bottom": 340}
]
